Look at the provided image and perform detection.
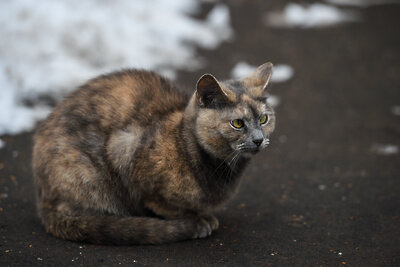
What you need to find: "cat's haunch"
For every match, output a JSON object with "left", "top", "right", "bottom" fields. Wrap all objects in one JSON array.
[{"left": 32, "top": 63, "right": 275, "bottom": 244}]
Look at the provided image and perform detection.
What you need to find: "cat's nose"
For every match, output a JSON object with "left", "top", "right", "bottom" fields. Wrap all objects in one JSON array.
[{"left": 253, "top": 139, "right": 263, "bottom": 147}]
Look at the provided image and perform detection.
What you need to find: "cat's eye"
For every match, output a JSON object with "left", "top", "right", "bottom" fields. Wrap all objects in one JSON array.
[
  {"left": 260, "top": 114, "right": 268, "bottom": 125},
  {"left": 230, "top": 119, "right": 244, "bottom": 129}
]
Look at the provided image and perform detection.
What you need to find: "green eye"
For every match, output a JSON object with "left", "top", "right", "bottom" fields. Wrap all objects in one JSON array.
[
  {"left": 260, "top": 114, "right": 268, "bottom": 125},
  {"left": 230, "top": 119, "right": 244, "bottom": 129}
]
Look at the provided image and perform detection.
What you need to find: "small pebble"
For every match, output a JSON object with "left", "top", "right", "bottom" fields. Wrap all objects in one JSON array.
[
  {"left": 318, "top": 185, "right": 327, "bottom": 190},
  {"left": 391, "top": 106, "right": 400, "bottom": 116}
]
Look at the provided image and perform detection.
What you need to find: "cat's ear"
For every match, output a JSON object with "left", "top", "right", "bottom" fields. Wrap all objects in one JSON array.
[
  {"left": 242, "top": 62, "right": 273, "bottom": 97},
  {"left": 196, "top": 74, "right": 235, "bottom": 107}
]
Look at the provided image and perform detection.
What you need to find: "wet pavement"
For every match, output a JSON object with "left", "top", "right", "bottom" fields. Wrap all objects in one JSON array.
[{"left": 1, "top": 1, "right": 399, "bottom": 266}]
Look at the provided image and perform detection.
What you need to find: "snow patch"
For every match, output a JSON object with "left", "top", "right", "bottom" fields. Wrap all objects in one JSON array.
[
  {"left": 0, "top": 0, "right": 233, "bottom": 136},
  {"left": 325, "top": 0, "right": 400, "bottom": 7},
  {"left": 272, "top": 65, "right": 295, "bottom": 83},
  {"left": 205, "top": 4, "right": 234, "bottom": 46},
  {"left": 231, "top": 62, "right": 257, "bottom": 80},
  {"left": 371, "top": 144, "right": 399, "bottom": 155},
  {"left": 230, "top": 62, "right": 294, "bottom": 83},
  {"left": 0, "top": 64, "right": 52, "bottom": 135},
  {"left": 265, "top": 3, "right": 360, "bottom": 28},
  {"left": 0, "top": 138, "right": 4, "bottom": 149},
  {"left": 266, "top": 95, "right": 281, "bottom": 108}
]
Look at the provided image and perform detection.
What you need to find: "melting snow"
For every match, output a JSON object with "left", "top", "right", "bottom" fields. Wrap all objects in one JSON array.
[
  {"left": 0, "top": 0, "right": 233, "bottom": 136},
  {"left": 231, "top": 62, "right": 294, "bottom": 83},
  {"left": 0, "top": 138, "right": 4, "bottom": 149},
  {"left": 265, "top": 3, "right": 360, "bottom": 28},
  {"left": 271, "top": 65, "right": 295, "bottom": 83},
  {"left": 371, "top": 144, "right": 399, "bottom": 155},
  {"left": 0, "top": 66, "right": 52, "bottom": 135},
  {"left": 266, "top": 95, "right": 281, "bottom": 108},
  {"left": 231, "top": 62, "right": 257, "bottom": 80}
]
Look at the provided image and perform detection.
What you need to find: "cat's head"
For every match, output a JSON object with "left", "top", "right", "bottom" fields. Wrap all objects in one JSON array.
[{"left": 194, "top": 62, "right": 276, "bottom": 160}]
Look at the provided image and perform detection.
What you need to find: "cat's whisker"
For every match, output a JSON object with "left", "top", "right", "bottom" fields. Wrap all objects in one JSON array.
[
  {"left": 229, "top": 151, "right": 241, "bottom": 171},
  {"left": 218, "top": 150, "right": 241, "bottom": 188},
  {"left": 216, "top": 150, "right": 242, "bottom": 186},
  {"left": 236, "top": 143, "right": 247, "bottom": 152},
  {"left": 228, "top": 151, "right": 241, "bottom": 166},
  {"left": 211, "top": 150, "right": 238, "bottom": 178}
]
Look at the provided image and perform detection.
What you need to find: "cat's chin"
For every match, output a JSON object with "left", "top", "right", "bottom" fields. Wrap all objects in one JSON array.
[{"left": 240, "top": 150, "right": 260, "bottom": 158}]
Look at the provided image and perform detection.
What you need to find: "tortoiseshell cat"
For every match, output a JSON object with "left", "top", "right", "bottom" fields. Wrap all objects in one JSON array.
[{"left": 32, "top": 62, "right": 276, "bottom": 244}]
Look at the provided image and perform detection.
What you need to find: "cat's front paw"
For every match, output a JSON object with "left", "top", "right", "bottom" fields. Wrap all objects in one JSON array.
[
  {"left": 191, "top": 215, "right": 219, "bottom": 239},
  {"left": 192, "top": 217, "right": 212, "bottom": 239},
  {"left": 201, "top": 214, "right": 219, "bottom": 231}
]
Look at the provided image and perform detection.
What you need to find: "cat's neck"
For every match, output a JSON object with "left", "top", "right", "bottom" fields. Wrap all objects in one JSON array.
[
  {"left": 176, "top": 96, "right": 249, "bottom": 206},
  {"left": 180, "top": 96, "right": 203, "bottom": 164}
]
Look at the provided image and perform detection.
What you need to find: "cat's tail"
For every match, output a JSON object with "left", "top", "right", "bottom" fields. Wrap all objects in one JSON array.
[{"left": 39, "top": 209, "right": 217, "bottom": 245}]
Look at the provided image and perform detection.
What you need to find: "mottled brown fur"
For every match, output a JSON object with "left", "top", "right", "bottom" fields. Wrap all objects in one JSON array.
[{"left": 33, "top": 63, "right": 275, "bottom": 245}]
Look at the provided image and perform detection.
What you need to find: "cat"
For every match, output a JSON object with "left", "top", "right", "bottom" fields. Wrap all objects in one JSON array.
[{"left": 32, "top": 62, "right": 276, "bottom": 245}]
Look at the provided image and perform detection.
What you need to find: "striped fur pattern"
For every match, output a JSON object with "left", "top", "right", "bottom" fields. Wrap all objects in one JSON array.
[{"left": 32, "top": 62, "right": 275, "bottom": 244}]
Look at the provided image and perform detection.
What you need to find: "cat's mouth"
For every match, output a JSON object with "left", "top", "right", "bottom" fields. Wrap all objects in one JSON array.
[
  {"left": 246, "top": 147, "right": 262, "bottom": 154},
  {"left": 236, "top": 145, "right": 263, "bottom": 154},
  {"left": 236, "top": 139, "right": 269, "bottom": 154}
]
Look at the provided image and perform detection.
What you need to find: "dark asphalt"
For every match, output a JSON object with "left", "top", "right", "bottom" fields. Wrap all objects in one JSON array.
[{"left": 1, "top": 1, "right": 399, "bottom": 266}]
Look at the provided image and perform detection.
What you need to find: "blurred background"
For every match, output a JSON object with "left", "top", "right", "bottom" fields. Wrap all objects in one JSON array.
[{"left": 0, "top": 0, "right": 399, "bottom": 266}]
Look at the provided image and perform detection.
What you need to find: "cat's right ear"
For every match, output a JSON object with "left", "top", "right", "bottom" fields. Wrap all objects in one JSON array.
[
  {"left": 242, "top": 62, "right": 273, "bottom": 98},
  {"left": 196, "top": 74, "right": 235, "bottom": 108}
]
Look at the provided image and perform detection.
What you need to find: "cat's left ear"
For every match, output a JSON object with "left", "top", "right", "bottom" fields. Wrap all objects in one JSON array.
[
  {"left": 242, "top": 62, "right": 273, "bottom": 97},
  {"left": 196, "top": 74, "right": 235, "bottom": 107}
]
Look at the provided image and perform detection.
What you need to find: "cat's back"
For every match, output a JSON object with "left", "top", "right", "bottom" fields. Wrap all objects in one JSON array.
[
  {"left": 38, "top": 69, "right": 189, "bottom": 135},
  {"left": 33, "top": 69, "right": 189, "bottom": 174}
]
